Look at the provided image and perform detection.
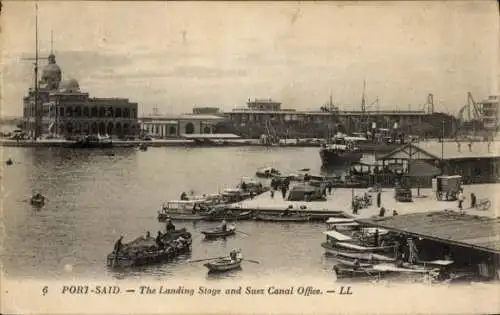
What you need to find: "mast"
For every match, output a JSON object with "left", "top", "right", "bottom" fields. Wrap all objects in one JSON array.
[
  {"left": 361, "top": 79, "right": 366, "bottom": 133},
  {"left": 34, "top": 2, "right": 40, "bottom": 140}
]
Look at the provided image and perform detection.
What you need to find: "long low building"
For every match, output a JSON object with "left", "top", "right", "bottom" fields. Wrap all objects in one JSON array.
[
  {"left": 140, "top": 114, "right": 225, "bottom": 138},
  {"left": 357, "top": 211, "right": 500, "bottom": 280}
]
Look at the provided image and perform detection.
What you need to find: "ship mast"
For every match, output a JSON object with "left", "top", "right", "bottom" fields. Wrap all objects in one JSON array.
[{"left": 34, "top": 2, "right": 39, "bottom": 140}]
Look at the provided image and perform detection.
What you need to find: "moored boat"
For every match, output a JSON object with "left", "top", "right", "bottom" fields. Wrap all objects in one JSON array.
[
  {"left": 254, "top": 213, "right": 311, "bottom": 222},
  {"left": 326, "top": 217, "right": 360, "bottom": 231},
  {"left": 157, "top": 200, "right": 212, "bottom": 222},
  {"left": 255, "top": 167, "right": 281, "bottom": 178},
  {"left": 106, "top": 229, "right": 192, "bottom": 268},
  {"left": 64, "top": 134, "right": 113, "bottom": 149},
  {"left": 204, "top": 209, "right": 254, "bottom": 222},
  {"left": 319, "top": 136, "right": 363, "bottom": 166}
]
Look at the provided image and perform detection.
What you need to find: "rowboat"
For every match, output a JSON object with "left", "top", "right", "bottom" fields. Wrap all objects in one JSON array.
[
  {"left": 201, "top": 226, "right": 236, "bottom": 239},
  {"left": 254, "top": 214, "right": 311, "bottom": 222},
  {"left": 106, "top": 229, "right": 192, "bottom": 268},
  {"left": 30, "top": 195, "right": 45, "bottom": 207},
  {"left": 204, "top": 258, "right": 242, "bottom": 273}
]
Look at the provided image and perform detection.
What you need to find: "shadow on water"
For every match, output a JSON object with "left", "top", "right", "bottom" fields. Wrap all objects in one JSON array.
[
  {"left": 205, "top": 267, "right": 243, "bottom": 281},
  {"left": 108, "top": 252, "right": 193, "bottom": 280}
]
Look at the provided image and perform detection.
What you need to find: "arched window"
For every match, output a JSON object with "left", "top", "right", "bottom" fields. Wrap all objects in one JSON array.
[
  {"left": 83, "top": 107, "right": 89, "bottom": 117},
  {"left": 66, "top": 122, "right": 73, "bottom": 134},
  {"left": 107, "top": 122, "right": 113, "bottom": 135},
  {"left": 115, "top": 108, "right": 122, "bottom": 118},
  {"left": 66, "top": 107, "right": 73, "bottom": 117},
  {"left": 185, "top": 122, "right": 194, "bottom": 134},
  {"left": 91, "top": 122, "right": 98, "bottom": 134},
  {"left": 74, "top": 106, "right": 82, "bottom": 117},
  {"left": 91, "top": 107, "right": 98, "bottom": 117}
]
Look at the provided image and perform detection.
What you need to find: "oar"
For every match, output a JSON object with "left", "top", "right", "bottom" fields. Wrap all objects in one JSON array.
[
  {"left": 235, "top": 230, "right": 250, "bottom": 236},
  {"left": 244, "top": 259, "right": 260, "bottom": 264},
  {"left": 188, "top": 256, "right": 225, "bottom": 263}
]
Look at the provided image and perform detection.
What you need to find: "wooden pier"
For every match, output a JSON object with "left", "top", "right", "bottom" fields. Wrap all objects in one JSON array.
[{"left": 227, "top": 183, "right": 499, "bottom": 221}]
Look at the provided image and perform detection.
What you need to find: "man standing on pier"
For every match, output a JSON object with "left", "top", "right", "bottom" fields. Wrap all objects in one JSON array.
[{"left": 457, "top": 189, "right": 465, "bottom": 211}]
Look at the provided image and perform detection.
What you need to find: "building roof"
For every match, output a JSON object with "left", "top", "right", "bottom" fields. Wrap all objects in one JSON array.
[
  {"left": 379, "top": 140, "right": 500, "bottom": 160},
  {"left": 356, "top": 211, "right": 500, "bottom": 254}
]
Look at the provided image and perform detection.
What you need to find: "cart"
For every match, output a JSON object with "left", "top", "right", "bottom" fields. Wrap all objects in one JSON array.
[{"left": 432, "top": 175, "right": 462, "bottom": 201}]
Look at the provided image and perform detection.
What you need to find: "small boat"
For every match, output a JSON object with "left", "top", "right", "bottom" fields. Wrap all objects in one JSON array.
[
  {"left": 5, "top": 158, "right": 13, "bottom": 166},
  {"left": 106, "top": 229, "right": 192, "bottom": 268},
  {"left": 204, "top": 258, "right": 242, "bottom": 272},
  {"left": 321, "top": 230, "right": 396, "bottom": 262},
  {"left": 326, "top": 217, "right": 360, "bottom": 231},
  {"left": 204, "top": 249, "right": 244, "bottom": 273},
  {"left": 256, "top": 167, "right": 281, "bottom": 178},
  {"left": 204, "top": 210, "right": 254, "bottom": 222},
  {"left": 254, "top": 213, "right": 311, "bottom": 222},
  {"left": 30, "top": 194, "right": 46, "bottom": 207},
  {"left": 201, "top": 225, "right": 236, "bottom": 239},
  {"left": 139, "top": 143, "right": 148, "bottom": 151},
  {"left": 65, "top": 135, "right": 113, "bottom": 149},
  {"left": 333, "top": 264, "right": 390, "bottom": 279},
  {"left": 157, "top": 200, "right": 212, "bottom": 222}
]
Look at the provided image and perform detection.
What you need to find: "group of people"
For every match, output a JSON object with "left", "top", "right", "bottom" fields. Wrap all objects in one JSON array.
[{"left": 269, "top": 176, "right": 291, "bottom": 199}]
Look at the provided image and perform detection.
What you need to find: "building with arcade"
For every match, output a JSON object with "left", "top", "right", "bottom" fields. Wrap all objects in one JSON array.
[{"left": 22, "top": 53, "right": 139, "bottom": 139}]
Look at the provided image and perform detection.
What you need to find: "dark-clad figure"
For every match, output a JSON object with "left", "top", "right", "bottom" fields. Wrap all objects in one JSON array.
[
  {"left": 376, "top": 191, "right": 382, "bottom": 208},
  {"left": 145, "top": 231, "right": 151, "bottom": 239},
  {"left": 379, "top": 207, "right": 386, "bottom": 217},
  {"left": 180, "top": 192, "right": 188, "bottom": 200},
  {"left": 166, "top": 219, "right": 176, "bottom": 232},
  {"left": 374, "top": 229, "right": 380, "bottom": 247},
  {"left": 392, "top": 210, "right": 398, "bottom": 216},
  {"left": 113, "top": 236, "right": 124, "bottom": 254},
  {"left": 156, "top": 231, "right": 164, "bottom": 249},
  {"left": 470, "top": 193, "right": 477, "bottom": 209}
]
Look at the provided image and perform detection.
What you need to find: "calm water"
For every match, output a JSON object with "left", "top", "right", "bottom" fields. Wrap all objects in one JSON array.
[{"left": 1, "top": 146, "right": 373, "bottom": 281}]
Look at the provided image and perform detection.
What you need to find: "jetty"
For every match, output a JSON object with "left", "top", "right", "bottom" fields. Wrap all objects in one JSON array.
[{"left": 226, "top": 183, "right": 499, "bottom": 221}]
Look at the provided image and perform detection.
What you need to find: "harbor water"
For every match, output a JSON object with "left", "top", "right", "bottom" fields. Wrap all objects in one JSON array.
[{"left": 2, "top": 146, "right": 375, "bottom": 281}]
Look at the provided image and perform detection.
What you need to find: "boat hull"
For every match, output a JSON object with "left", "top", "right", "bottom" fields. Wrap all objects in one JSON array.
[
  {"left": 158, "top": 212, "right": 211, "bottom": 222},
  {"left": 255, "top": 214, "right": 311, "bottom": 222},
  {"left": 201, "top": 228, "right": 236, "bottom": 239},
  {"left": 203, "top": 211, "right": 254, "bottom": 222},
  {"left": 322, "top": 243, "right": 396, "bottom": 262},
  {"left": 320, "top": 149, "right": 362, "bottom": 166},
  {"left": 333, "top": 264, "right": 390, "bottom": 279},
  {"left": 204, "top": 259, "right": 242, "bottom": 272},
  {"left": 107, "top": 244, "right": 191, "bottom": 268}
]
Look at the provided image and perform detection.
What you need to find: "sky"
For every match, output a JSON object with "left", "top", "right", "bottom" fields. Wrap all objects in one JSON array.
[{"left": 0, "top": 1, "right": 498, "bottom": 118}]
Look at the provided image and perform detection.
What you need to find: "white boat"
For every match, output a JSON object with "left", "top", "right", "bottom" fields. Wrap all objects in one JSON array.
[
  {"left": 157, "top": 200, "right": 211, "bottom": 222},
  {"left": 326, "top": 217, "right": 360, "bottom": 231},
  {"left": 321, "top": 230, "right": 396, "bottom": 262}
]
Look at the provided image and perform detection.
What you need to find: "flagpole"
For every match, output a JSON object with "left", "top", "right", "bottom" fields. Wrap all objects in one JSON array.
[{"left": 34, "top": 2, "right": 40, "bottom": 140}]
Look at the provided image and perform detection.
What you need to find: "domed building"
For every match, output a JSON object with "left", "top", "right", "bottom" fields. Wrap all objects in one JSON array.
[{"left": 22, "top": 53, "right": 139, "bottom": 139}]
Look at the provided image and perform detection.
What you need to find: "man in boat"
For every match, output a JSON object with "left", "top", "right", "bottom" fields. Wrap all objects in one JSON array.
[
  {"left": 229, "top": 249, "right": 238, "bottom": 262},
  {"left": 156, "top": 231, "right": 164, "bottom": 249},
  {"left": 113, "top": 236, "right": 124, "bottom": 254},
  {"left": 352, "top": 258, "right": 361, "bottom": 270},
  {"left": 145, "top": 231, "right": 151, "bottom": 239},
  {"left": 379, "top": 207, "right": 386, "bottom": 217},
  {"left": 220, "top": 219, "right": 228, "bottom": 232},
  {"left": 165, "top": 219, "right": 176, "bottom": 232},
  {"left": 374, "top": 229, "right": 380, "bottom": 247},
  {"left": 180, "top": 192, "right": 188, "bottom": 200}
]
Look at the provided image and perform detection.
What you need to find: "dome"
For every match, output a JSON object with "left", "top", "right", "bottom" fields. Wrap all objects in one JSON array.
[
  {"left": 40, "top": 53, "right": 62, "bottom": 90},
  {"left": 59, "top": 78, "right": 80, "bottom": 92}
]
